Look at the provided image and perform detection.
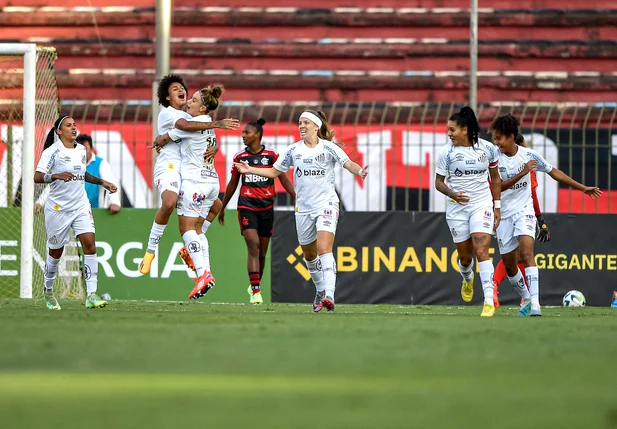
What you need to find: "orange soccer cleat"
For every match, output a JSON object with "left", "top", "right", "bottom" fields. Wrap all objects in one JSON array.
[
  {"left": 493, "top": 281, "right": 500, "bottom": 308},
  {"left": 188, "top": 271, "right": 216, "bottom": 300},
  {"left": 178, "top": 246, "right": 196, "bottom": 273}
]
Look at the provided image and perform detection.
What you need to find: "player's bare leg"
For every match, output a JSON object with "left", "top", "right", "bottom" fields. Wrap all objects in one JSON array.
[
  {"left": 244, "top": 229, "right": 264, "bottom": 305},
  {"left": 140, "top": 190, "right": 176, "bottom": 274}
]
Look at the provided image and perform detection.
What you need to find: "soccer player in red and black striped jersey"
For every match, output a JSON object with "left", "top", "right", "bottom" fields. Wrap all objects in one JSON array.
[{"left": 219, "top": 118, "right": 295, "bottom": 304}]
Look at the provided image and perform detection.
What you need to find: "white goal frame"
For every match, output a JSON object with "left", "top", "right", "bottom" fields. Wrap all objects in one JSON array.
[{"left": 1, "top": 43, "right": 37, "bottom": 298}]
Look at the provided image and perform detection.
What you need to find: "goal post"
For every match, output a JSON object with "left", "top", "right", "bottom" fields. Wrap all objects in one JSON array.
[{"left": 0, "top": 43, "right": 84, "bottom": 300}]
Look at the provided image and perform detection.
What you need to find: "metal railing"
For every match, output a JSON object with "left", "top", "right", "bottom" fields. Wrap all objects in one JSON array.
[{"left": 2, "top": 100, "right": 615, "bottom": 213}]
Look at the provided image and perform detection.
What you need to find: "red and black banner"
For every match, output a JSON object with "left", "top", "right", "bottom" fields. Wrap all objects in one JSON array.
[{"left": 272, "top": 211, "right": 617, "bottom": 307}]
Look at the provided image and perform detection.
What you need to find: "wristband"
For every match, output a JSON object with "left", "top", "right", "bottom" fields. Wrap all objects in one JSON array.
[
  {"left": 43, "top": 174, "right": 53, "bottom": 183},
  {"left": 357, "top": 168, "right": 364, "bottom": 176},
  {"left": 494, "top": 200, "right": 501, "bottom": 209}
]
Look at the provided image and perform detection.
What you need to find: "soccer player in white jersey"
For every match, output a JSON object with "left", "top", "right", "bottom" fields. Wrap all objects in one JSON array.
[
  {"left": 153, "top": 85, "right": 225, "bottom": 299},
  {"left": 34, "top": 116, "right": 118, "bottom": 310},
  {"left": 490, "top": 114, "right": 601, "bottom": 316},
  {"left": 434, "top": 106, "right": 502, "bottom": 317},
  {"left": 139, "top": 74, "right": 239, "bottom": 275},
  {"left": 234, "top": 110, "right": 368, "bottom": 312}
]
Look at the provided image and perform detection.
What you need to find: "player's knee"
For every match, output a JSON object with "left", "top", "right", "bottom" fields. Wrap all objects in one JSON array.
[
  {"left": 459, "top": 255, "right": 473, "bottom": 266},
  {"left": 82, "top": 243, "right": 96, "bottom": 255},
  {"left": 519, "top": 249, "right": 535, "bottom": 266},
  {"left": 246, "top": 240, "right": 260, "bottom": 257},
  {"left": 160, "top": 199, "right": 175, "bottom": 215},
  {"left": 474, "top": 249, "right": 490, "bottom": 261}
]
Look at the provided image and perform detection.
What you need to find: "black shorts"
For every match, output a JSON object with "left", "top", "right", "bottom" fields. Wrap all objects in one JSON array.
[{"left": 238, "top": 208, "right": 274, "bottom": 237}]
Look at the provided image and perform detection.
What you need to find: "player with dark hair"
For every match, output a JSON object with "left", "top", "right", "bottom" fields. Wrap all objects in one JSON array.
[
  {"left": 434, "top": 106, "right": 501, "bottom": 317},
  {"left": 492, "top": 133, "right": 550, "bottom": 307},
  {"left": 35, "top": 116, "right": 118, "bottom": 310},
  {"left": 491, "top": 113, "right": 601, "bottom": 316},
  {"left": 219, "top": 118, "right": 295, "bottom": 304},
  {"left": 139, "top": 74, "right": 239, "bottom": 276},
  {"left": 234, "top": 111, "right": 367, "bottom": 312}
]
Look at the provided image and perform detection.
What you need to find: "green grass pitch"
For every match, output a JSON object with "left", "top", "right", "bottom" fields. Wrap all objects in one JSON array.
[{"left": 0, "top": 299, "right": 616, "bottom": 429}]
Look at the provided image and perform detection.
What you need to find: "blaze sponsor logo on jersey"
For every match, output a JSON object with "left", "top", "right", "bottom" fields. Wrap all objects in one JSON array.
[{"left": 296, "top": 167, "right": 326, "bottom": 177}]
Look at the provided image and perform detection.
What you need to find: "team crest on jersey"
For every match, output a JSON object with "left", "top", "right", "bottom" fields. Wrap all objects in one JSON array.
[
  {"left": 260, "top": 157, "right": 269, "bottom": 165},
  {"left": 478, "top": 153, "right": 487, "bottom": 163},
  {"left": 315, "top": 153, "right": 325, "bottom": 163},
  {"left": 82, "top": 155, "right": 87, "bottom": 164}
]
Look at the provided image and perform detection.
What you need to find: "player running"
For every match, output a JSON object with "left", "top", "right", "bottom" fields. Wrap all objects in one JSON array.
[
  {"left": 218, "top": 118, "right": 296, "bottom": 305},
  {"left": 34, "top": 116, "right": 118, "bottom": 310},
  {"left": 490, "top": 114, "right": 601, "bottom": 316},
  {"left": 153, "top": 85, "right": 225, "bottom": 300},
  {"left": 493, "top": 134, "right": 551, "bottom": 308},
  {"left": 139, "top": 74, "right": 239, "bottom": 275},
  {"left": 434, "top": 106, "right": 501, "bottom": 317},
  {"left": 234, "top": 110, "right": 368, "bottom": 312}
]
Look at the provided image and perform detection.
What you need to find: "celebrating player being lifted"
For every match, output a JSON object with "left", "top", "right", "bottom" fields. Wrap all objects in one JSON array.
[
  {"left": 139, "top": 74, "right": 239, "bottom": 276},
  {"left": 234, "top": 110, "right": 367, "bottom": 312},
  {"left": 490, "top": 114, "right": 601, "bottom": 316},
  {"left": 153, "top": 85, "right": 225, "bottom": 300},
  {"left": 434, "top": 107, "right": 501, "bottom": 317},
  {"left": 219, "top": 118, "right": 295, "bottom": 305},
  {"left": 34, "top": 116, "right": 118, "bottom": 310}
]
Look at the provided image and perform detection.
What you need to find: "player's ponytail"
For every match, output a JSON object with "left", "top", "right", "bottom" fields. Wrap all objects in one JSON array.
[
  {"left": 304, "top": 110, "right": 344, "bottom": 147},
  {"left": 450, "top": 106, "right": 481, "bottom": 145},
  {"left": 247, "top": 117, "right": 266, "bottom": 140},
  {"left": 490, "top": 114, "right": 520, "bottom": 139},
  {"left": 43, "top": 116, "right": 69, "bottom": 150},
  {"left": 199, "top": 84, "right": 224, "bottom": 112}
]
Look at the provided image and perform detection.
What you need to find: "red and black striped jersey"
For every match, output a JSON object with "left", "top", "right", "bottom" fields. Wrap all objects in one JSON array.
[{"left": 231, "top": 146, "right": 279, "bottom": 211}]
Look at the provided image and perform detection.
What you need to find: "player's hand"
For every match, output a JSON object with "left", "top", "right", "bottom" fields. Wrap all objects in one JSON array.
[
  {"left": 359, "top": 165, "right": 368, "bottom": 180},
  {"left": 522, "top": 160, "right": 538, "bottom": 174},
  {"left": 34, "top": 203, "right": 43, "bottom": 213},
  {"left": 493, "top": 208, "right": 501, "bottom": 231},
  {"left": 218, "top": 210, "right": 226, "bottom": 226},
  {"left": 103, "top": 181, "right": 118, "bottom": 194},
  {"left": 536, "top": 214, "right": 551, "bottom": 242},
  {"left": 53, "top": 172, "right": 73, "bottom": 182},
  {"left": 234, "top": 161, "right": 250, "bottom": 174},
  {"left": 582, "top": 186, "right": 602, "bottom": 199},
  {"left": 215, "top": 118, "right": 241, "bottom": 130},
  {"left": 451, "top": 191, "right": 469, "bottom": 205},
  {"left": 109, "top": 204, "right": 121, "bottom": 215},
  {"left": 204, "top": 142, "right": 219, "bottom": 160}
]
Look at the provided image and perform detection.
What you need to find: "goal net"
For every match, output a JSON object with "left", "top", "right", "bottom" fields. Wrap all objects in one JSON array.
[{"left": 0, "top": 44, "right": 84, "bottom": 299}]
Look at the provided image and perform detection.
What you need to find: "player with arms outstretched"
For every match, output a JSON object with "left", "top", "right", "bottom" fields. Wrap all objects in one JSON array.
[
  {"left": 491, "top": 114, "right": 601, "bottom": 316},
  {"left": 219, "top": 118, "right": 295, "bottom": 305},
  {"left": 234, "top": 111, "right": 367, "bottom": 312},
  {"left": 434, "top": 106, "right": 501, "bottom": 317},
  {"left": 139, "top": 74, "right": 239, "bottom": 275},
  {"left": 34, "top": 116, "right": 118, "bottom": 310}
]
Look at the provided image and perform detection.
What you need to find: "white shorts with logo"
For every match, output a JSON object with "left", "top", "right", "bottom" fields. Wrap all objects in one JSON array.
[
  {"left": 496, "top": 210, "right": 536, "bottom": 254},
  {"left": 446, "top": 205, "right": 494, "bottom": 243},
  {"left": 176, "top": 180, "right": 219, "bottom": 218},
  {"left": 295, "top": 207, "right": 339, "bottom": 246},
  {"left": 154, "top": 167, "right": 181, "bottom": 196},
  {"left": 45, "top": 204, "right": 95, "bottom": 250}
]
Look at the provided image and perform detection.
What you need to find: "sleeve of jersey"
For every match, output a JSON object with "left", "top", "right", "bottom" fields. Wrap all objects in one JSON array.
[
  {"left": 230, "top": 153, "right": 241, "bottom": 176},
  {"left": 488, "top": 143, "right": 499, "bottom": 168},
  {"left": 273, "top": 147, "right": 293, "bottom": 173},
  {"left": 325, "top": 143, "right": 350, "bottom": 166},
  {"left": 157, "top": 109, "right": 172, "bottom": 131},
  {"left": 35, "top": 148, "right": 53, "bottom": 173},
  {"left": 167, "top": 127, "right": 189, "bottom": 142},
  {"left": 528, "top": 149, "right": 553, "bottom": 174},
  {"left": 435, "top": 145, "right": 449, "bottom": 176}
]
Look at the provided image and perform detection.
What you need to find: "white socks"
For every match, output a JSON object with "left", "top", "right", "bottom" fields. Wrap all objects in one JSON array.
[
  {"left": 147, "top": 222, "right": 166, "bottom": 253},
  {"left": 198, "top": 233, "right": 210, "bottom": 272},
  {"left": 320, "top": 253, "right": 337, "bottom": 300},
  {"left": 525, "top": 266, "right": 540, "bottom": 305},
  {"left": 508, "top": 269, "right": 531, "bottom": 300},
  {"left": 458, "top": 259, "right": 474, "bottom": 282},
  {"left": 478, "top": 260, "right": 495, "bottom": 305},
  {"left": 305, "top": 256, "right": 325, "bottom": 293},
  {"left": 44, "top": 255, "right": 60, "bottom": 292},
  {"left": 182, "top": 230, "right": 205, "bottom": 277},
  {"left": 84, "top": 254, "right": 98, "bottom": 295}
]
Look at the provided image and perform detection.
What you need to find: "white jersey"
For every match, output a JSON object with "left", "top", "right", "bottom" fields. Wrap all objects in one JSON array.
[
  {"left": 155, "top": 106, "right": 191, "bottom": 175},
  {"left": 435, "top": 138, "right": 498, "bottom": 220},
  {"left": 273, "top": 138, "right": 350, "bottom": 214},
  {"left": 167, "top": 115, "right": 218, "bottom": 184},
  {"left": 35, "top": 141, "right": 89, "bottom": 212},
  {"left": 497, "top": 146, "right": 552, "bottom": 219}
]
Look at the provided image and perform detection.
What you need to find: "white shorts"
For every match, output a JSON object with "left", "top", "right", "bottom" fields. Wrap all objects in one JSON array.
[
  {"left": 446, "top": 205, "right": 494, "bottom": 243},
  {"left": 496, "top": 210, "right": 536, "bottom": 254},
  {"left": 295, "top": 207, "right": 339, "bottom": 246},
  {"left": 45, "top": 205, "right": 95, "bottom": 250},
  {"left": 176, "top": 180, "right": 219, "bottom": 218},
  {"left": 154, "top": 168, "right": 181, "bottom": 196}
]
